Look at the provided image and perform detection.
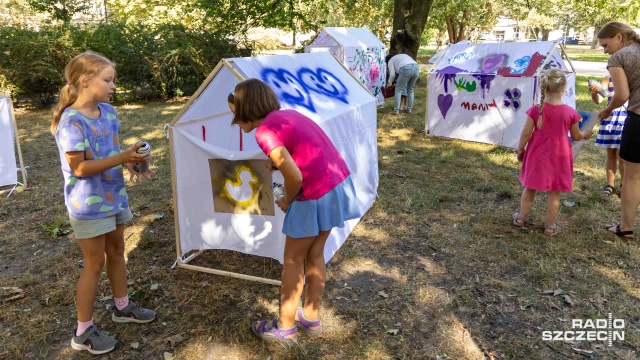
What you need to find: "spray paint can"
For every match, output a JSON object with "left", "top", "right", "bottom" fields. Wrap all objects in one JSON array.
[
  {"left": 272, "top": 183, "right": 285, "bottom": 200},
  {"left": 588, "top": 79, "right": 610, "bottom": 98},
  {"left": 134, "top": 141, "right": 151, "bottom": 173}
]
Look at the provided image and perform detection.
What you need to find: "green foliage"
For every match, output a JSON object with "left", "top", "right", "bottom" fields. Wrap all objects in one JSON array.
[
  {"left": 27, "top": 0, "right": 91, "bottom": 23},
  {"left": 0, "top": 22, "right": 246, "bottom": 103},
  {"left": 41, "top": 217, "right": 72, "bottom": 239},
  {"left": 0, "top": 26, "right": 76, "bottom": 104}
]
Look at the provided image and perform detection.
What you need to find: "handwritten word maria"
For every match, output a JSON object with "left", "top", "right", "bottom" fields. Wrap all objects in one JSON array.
[{"left": 461, "top": 100, "right": 497, "bottom": 111}]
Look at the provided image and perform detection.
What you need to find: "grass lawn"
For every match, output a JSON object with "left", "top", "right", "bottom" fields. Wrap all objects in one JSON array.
[{"left": 1, "top": 69, "right": 639, "bottom": 359}]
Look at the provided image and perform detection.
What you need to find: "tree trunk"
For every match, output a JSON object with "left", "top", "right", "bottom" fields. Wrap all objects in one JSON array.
[
  {"left": 445, "top": 17, "right": 457, "bottom": 44},
  {"left": 390, "top": 0, "right": 434, "bottom": 59},
  {"left": 457, "top": 10, "right": 468, "bottom": 41},
  {"left": 591, "top": 24, "right": 601, "bottom": 49}
]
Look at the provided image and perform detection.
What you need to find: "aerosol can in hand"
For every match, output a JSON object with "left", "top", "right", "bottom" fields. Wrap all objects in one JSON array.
[
  {"left": 272, "top": 182, "right": 285, "bottom": 200},
  {"left": 134, "top": 141, "right": 151, "bottom": 173},
  {"left": 588, "top": 79, "right": 610, "bottom": 98}
]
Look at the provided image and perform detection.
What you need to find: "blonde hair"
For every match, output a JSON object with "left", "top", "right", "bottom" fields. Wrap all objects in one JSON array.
[
  {"left": 597, "top": 21, "right": 640, "bottom": 45},
  {"left": 537, "top": 69, "right": 566, "bottom": 129},
  {"left": 51, "top": 52, "right": 115, "bottom": 134},
  {"left": 230, "top": 79, "right": 280, "bottom": 125}
]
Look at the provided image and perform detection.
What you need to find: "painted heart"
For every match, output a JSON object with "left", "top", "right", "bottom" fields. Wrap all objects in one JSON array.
[
  {"left": 482, "top": 54, "right": 507, "bottom": 72},
  {"left": 438, "top": 94, "right": 454, "bottom": 119}
]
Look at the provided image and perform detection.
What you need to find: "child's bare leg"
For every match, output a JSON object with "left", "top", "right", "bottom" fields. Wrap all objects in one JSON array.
[
  {"left": 104, "top": 224, "right": 128, "bottom": 298},
  {"left": 516, "top": 188, "right": 536, "bottom": 225},
  {"left": 545, "top": 190, "right": 561, "bottom": 227},
  {"left": 76, "top": 235, "right": 106, "bottom": 322},
  {"left": 302, "top": 230, "right": 331, "bottom": 321},
  {"left": 605, "top": 148, "right": 618, "bottom": 187},
  {"left": 279, "top": 235, "right": 315, "bottom": 329}
]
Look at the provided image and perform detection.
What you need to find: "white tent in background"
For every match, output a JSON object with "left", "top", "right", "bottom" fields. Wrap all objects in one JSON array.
[
  {"left": 305, "top": 27, "right": 387, "bottom": 106},
  {"left": 167, "top": 52, "right": 379, "bottom": 285},
  {"left": 0, "top": 94, "right": 27, "bottom": 195},
  {"left": 427, "top": 41, "right": 575, "bottom": 149}
]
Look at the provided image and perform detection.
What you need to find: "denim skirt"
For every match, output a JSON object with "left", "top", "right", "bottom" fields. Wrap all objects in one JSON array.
[{"left": 282, "top": 175, "right": 361, "bottom": 238}]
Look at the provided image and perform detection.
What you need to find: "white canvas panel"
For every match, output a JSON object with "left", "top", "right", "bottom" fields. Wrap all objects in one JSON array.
[
  {"left": 176, "top": 112, "right": 260, "bottom": 152},
  {"left": 344, "top": 46, "right": 386, "bottom": 106},
  {"left": 175, "top": 66, "right": 239, "bottom": 126},
  {"left": 322, "top": 27, "right": 385, "bottom": 48},
  {"left": 230, "top": 52, "right": 373, "bottom": 121},
  {"left": 0, "top": 95, "right": 17, "bottom": 187},
  {"left": 307, "top": 28, "right": 338, "bottom": 47},
  {"left": 173, "top": 104, "right": 377, "bottom": 263},
  {"left": 428, "top": 75, "right": 536, "bottom": 149},
  {"left": 435, "top": 41, "right": 557, "bottom": 75}
]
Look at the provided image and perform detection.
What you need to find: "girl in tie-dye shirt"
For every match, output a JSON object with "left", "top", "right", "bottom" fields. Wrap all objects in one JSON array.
[{"left": 51, "top": 52, "right": 156, "bottom": 355}]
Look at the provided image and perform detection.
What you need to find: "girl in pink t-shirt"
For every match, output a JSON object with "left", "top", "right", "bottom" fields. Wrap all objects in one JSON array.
[
  {"left": 228, "top": 79, "right": 360, "bottom": 344},
  {"left": 513, "top": 69, "right": 591, "bottom": 236}
]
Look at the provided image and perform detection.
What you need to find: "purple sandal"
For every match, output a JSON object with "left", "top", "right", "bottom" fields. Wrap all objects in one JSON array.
[
  {"left": 295, "top": 307, "right": 322, "bottom": 335},
  {"left": 251, "top": 317, "right": 297, "bottom": 345}
]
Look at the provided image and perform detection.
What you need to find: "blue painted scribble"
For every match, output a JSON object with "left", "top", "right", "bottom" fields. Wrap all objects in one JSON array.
[
  {"left": 260, "top": 67, "right": 350, "bottom": 112},
  {"left": 262, "top": 68, "right": 315, "bottom": 112},
  {"left": 298, "top": 68, "right": 349, "bottom": 104},
  {"left": 511, "top": 56, "right": 531, "bottom": 74},
  {"left": 448, "top": 51, "right": 474, "bottom": 65}
]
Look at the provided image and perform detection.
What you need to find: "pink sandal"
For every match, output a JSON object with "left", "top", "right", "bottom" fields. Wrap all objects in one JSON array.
[
  {"left": 295, "top": 307, "right": 322, "bottom": 336},
  {"left": 251, "top": 317, "right": 297, "bottom": 345}
]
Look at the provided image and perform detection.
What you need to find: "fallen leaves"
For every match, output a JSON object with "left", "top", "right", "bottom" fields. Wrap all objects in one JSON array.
[
  {"left": 541, "top": 288, "right": 576, "bottom": 307},
  {"left": 1, "top": 287, "right": 25, "bottom": 303}
]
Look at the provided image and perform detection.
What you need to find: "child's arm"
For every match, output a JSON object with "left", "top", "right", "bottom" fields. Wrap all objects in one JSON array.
[
  {"left": 65, "top": 142, "right": 149, "bottom": 178},
  {"left": 599, "top": 68, "right": 629, "bottom": 120},
  {"left": 569, "top": 122, "right": 585, "bottom": 141},
  {"left": 516, "top": 116, "right": 535, "bottom": 162},
  {"left": 269, "top": 146, "right": 302, "bottom": 211},
  {"left": 589, "top": 76, "right": 609, "bottom": 104}
]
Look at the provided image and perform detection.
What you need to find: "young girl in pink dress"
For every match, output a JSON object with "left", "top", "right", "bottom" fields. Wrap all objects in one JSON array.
[
  {"left": 228, "top": 79, "right": 361, "bottom": 344},
  {"left": 513, "top": 69, "right": 592, "bottom": 236}
]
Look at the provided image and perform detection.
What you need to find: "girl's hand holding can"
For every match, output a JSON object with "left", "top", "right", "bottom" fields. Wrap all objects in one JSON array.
[
  {"left": 275, "top": 196, "right": 290, "bottom": 212},
  {"left": 124, "top": 143, "right": 155, "bottom": 182}
]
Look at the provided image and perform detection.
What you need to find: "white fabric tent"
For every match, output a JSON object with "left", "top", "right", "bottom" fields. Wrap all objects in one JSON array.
[
  {"left": 427, "top": 41, "right": 575, "bottom": 149},
  {"left": 0, "top": 94, "right": 27, "bottom": 193},
  {"left": 168, "top": 52, "right": 378, "bottom": 284},
  {"left": 305, "top": 27, "right": 387, "bottom": 106}
]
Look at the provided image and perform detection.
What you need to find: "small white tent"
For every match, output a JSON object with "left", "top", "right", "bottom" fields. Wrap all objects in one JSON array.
[
  {"left": 168, "top": 52, "right": 378, "bottom": 284},
  {"left": 0, "top": 94, "right": 27, "bottom": 194},
  {"left": 427, "top": 41, "right": 575, "bottom": 149},
  {"left": 305, "top": 27, "right": 387, "bottom": 106}
]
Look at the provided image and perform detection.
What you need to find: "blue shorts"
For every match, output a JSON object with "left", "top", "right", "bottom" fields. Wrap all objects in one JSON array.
[{"left": 282, "top": 176, "right": 361, "bottom": 238}]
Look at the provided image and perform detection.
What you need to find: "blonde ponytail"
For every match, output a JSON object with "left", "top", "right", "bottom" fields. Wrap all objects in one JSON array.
[{"left": 51, "top": 84, "right": 78, "bottom": 134}]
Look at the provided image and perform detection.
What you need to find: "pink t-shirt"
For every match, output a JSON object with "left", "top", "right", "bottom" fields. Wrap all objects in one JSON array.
[{"left": 255, "top": 109, "right": 350, "bottom": 200}]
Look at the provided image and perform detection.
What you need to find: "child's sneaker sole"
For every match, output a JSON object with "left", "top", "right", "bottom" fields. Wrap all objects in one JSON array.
[
  {"left": 111, "top": 313, "right": 155, "bottom": 323},
  {"left": 70, "top": 339, "right": 116, "bottom": 355}
]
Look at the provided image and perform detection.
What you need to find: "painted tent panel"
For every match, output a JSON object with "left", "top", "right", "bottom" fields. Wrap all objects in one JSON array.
[
  {"left": 305, "top": 27, "right": 387, "bottom": 106},
  {"left": 0, "top": 95, "right": 18, "bottom": 187},
  {"left": 434, "top": 41, "right": 567, "bottom": 75},
  {"left": 171, "top": 52, "right": 378, "bottom": 264},
  {"left": 428, "top": 75, "right": 537, "bottom": 149}
]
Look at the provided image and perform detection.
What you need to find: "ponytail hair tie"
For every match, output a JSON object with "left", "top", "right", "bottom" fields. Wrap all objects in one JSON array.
[{"left": 554, "top": 77, "right": 561, "bottom": 83}]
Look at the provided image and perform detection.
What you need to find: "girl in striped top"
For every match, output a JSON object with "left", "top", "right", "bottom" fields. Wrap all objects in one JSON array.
[{"left": 589, "top": 75, "right": 628, "bottom": 196}]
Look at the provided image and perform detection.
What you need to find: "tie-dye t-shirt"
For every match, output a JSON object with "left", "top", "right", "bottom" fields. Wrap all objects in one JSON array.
[{"left": 55, "top": 103, "right": 128, "bottom": 220}]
